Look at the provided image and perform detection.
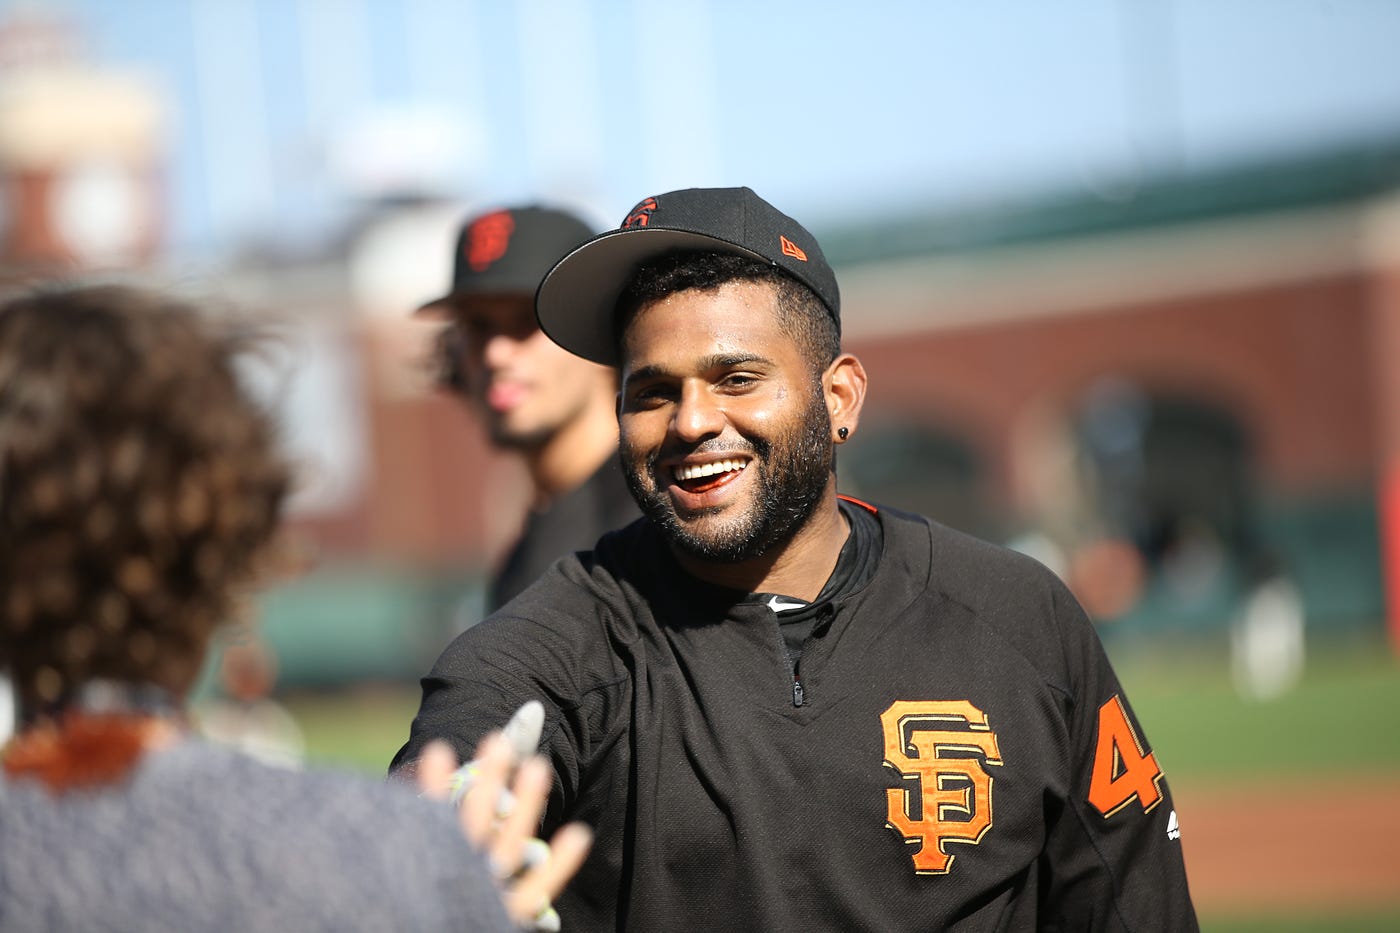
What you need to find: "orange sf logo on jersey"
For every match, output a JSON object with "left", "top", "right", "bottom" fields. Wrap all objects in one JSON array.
[{"left": 881, "top": 700, "right": 1003, "bottom": 874}]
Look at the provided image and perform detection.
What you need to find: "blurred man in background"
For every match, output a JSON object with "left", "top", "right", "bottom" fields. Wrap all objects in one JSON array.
[{"left": 420, "top": 206, "right": 639, "bottom": 611}]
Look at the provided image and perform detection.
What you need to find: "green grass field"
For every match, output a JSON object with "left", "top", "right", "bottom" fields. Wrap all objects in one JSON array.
[
  {"left": 1108, "top": 633, "right": 1400, "bottom": 782},
  {"left": 279, "top": 632, "right": 1400, "bottom": 931},
  {"left": 1114, "top": 638, "right": 1400, "bottom": 931},
  {"left": 1201, "top": 911, "right": 1400, "bottom": 933},
  {"left": 283, "top": 683, "right": 422, "bottom": 775}
]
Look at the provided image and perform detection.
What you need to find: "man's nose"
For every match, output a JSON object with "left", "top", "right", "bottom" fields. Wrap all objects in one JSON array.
[
  {"left": 672, "top": 383, "right": 724, "bottom": 442},
  {"left": 481, "top": 331, "right": 523, "bottom": 368}
]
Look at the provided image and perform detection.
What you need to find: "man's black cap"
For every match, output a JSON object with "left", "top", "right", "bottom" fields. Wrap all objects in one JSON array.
[
  {"left": 417, "top": 206, "right": 596, "bottom": 314},
  {"left": 535, "top": 187, "right": 839, "bottom": 365}
]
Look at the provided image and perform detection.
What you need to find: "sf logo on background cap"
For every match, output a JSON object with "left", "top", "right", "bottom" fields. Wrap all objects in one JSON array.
[
  {"left": 622, "top": 197, "right": 658, "bottom": 229},
  {"left": 466, "top": 211, "right": 515, "bottom": 271}
]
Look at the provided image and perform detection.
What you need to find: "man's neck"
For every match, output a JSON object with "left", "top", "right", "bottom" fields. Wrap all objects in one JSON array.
[
  {"left": 673, "top": 489, "right": 850, "bottom": 602},
  {"left": 525, "top": 396, "right": 620, "bottom": 508}
]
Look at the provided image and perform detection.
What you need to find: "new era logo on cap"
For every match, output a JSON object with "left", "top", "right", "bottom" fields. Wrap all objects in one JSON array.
[
  {"left": 780, "top": 235, "right": 807, "bottom": 262},
  {"left": 536, "top": 186, "right": 840, "bottom": 365}
]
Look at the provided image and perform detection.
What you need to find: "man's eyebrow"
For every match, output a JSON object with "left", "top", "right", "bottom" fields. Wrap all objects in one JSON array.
[
  {"left": 704, "top": 353, "right": 773, "bottom": 370},
  {"left": 624, "top": 363, "right": 672, "bottom": 384},
  {"left": 626, "top": 353, "right": 774, "bottom": 383}
]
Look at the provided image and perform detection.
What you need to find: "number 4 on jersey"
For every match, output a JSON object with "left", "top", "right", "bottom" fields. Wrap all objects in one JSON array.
[{"left": 1088, "top": 694, "right": 1165, "bottom": 818}]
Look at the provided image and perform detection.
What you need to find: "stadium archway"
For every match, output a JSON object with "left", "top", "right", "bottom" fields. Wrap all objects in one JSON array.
[{"left": 1071, "top": 378, "right": 1261, "bottom": 630}]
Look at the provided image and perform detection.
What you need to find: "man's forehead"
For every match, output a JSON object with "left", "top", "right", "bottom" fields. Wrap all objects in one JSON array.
[{"left": 619, "top": 281, "right": 794, "bottom": 373}]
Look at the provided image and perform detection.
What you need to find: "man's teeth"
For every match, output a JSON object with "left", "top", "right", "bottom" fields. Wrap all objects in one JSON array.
[{"left": 674, "top": 459, "right": 747, "bottom": 482}]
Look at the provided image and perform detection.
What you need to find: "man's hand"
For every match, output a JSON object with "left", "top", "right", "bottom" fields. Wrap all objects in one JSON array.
[{"left": 415, "top": 720, "right": 591, "bottom": 929}]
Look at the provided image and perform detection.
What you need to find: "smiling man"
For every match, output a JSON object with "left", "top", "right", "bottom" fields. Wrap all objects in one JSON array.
[{"left": 393, "top": 188, "right": 1198, "bottom": 931}]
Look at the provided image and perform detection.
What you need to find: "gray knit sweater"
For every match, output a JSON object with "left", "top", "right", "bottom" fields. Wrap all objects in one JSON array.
[{"left": 0, "top": 738, "right": 513, "bottom": 932}]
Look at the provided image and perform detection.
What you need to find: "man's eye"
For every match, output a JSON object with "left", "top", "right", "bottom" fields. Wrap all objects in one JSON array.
[
  {"left": 630, "top": 384, "right": 674, "bottom": 404},
  {"left": 721, "top": 373, "right": 757, "bottom": 389}
]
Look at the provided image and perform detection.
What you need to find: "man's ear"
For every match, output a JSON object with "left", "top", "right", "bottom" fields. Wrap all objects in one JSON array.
[{"left": 824, "top": 353, "right": 867, "bottom": 444}]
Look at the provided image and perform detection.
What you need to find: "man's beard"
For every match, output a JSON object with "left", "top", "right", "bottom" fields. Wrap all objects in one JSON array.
[
  {"left": 479, "top": 386, "right": 585, "bottom": 452},
  {"left": 621, "top": 389, "right": 834, "bottom": 563},
  {"left": 487, "top": 419, "right": 551, "bottom": 452},
  {"left": 473, "top": 387, "right": 552, "bottom": 451}
]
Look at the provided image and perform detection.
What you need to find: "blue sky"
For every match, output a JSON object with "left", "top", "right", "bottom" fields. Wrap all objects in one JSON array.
[{"left": 27, "top": 0, "right": 1400, "bottom": 257}]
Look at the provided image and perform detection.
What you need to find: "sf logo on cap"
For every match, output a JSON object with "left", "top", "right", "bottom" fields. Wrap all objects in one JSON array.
[
  {"left": 623, "top": 197, "right": 658, "bottom": 229},
  {"left": 467, "top": 211, "right": 515, "bottom": 271}
]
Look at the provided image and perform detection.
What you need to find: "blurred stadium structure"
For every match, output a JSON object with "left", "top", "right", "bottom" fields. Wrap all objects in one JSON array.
[{"left": 1, "top": 8, "right": 1397, "bottom": 687}]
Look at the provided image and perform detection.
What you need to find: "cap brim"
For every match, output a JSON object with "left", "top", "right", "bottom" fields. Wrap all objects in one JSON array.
[
  {"left": 535, "top": 228, "right": 767, "bottom": 366},
  {"left": 413, "top": 294, "right": 455, "bottom": 318},
  {"left": 413, "top": 288, "right": 537, "bottom": 319}
]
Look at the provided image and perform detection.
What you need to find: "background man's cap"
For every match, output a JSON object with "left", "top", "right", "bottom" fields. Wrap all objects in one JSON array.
[
  {"left": 535, "top": 187, "right": 840, "bottom": 365},
  {"left": 417, "top": 206, "right": 596, "bottom": 314}
]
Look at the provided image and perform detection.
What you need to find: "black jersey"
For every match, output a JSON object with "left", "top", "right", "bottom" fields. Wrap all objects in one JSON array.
[
  {"left": 487, "top": 455, "right": 640, "bottom": 611},
  {"left": 394, "top": 503, "right": 1197, "bottom": 931}
]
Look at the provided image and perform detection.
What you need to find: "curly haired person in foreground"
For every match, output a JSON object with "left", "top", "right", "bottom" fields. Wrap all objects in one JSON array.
[{"left": 0, "top": 285, "right": 588, "bottom": 932}]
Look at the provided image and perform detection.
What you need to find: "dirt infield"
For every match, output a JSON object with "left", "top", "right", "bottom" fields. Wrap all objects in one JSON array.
[{"left": 1173, "top": 775, "right": 1400, "bottom": 913}]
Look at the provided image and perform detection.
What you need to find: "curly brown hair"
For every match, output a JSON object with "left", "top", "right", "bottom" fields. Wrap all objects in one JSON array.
[{"left": 0, "top": 285, "right": 289, "bottom": 719}]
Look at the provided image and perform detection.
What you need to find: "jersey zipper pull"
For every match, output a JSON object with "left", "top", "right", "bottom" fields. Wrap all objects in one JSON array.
[{"left": 792, "top": 677, "right": 805, "bottom": 707}]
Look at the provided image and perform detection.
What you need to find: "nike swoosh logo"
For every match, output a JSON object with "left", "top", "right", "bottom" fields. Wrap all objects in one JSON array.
[{"left": 767, "top": 595, "right": 808, "bottom": 613}]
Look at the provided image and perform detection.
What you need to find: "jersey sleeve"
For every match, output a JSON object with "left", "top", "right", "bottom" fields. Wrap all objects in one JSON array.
[
  {"left": 1039, "top": 579, "right": 1200, "bottom": 931},
  {"left": 387, "top": 606, "right": 592, "bottom": 828}
]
